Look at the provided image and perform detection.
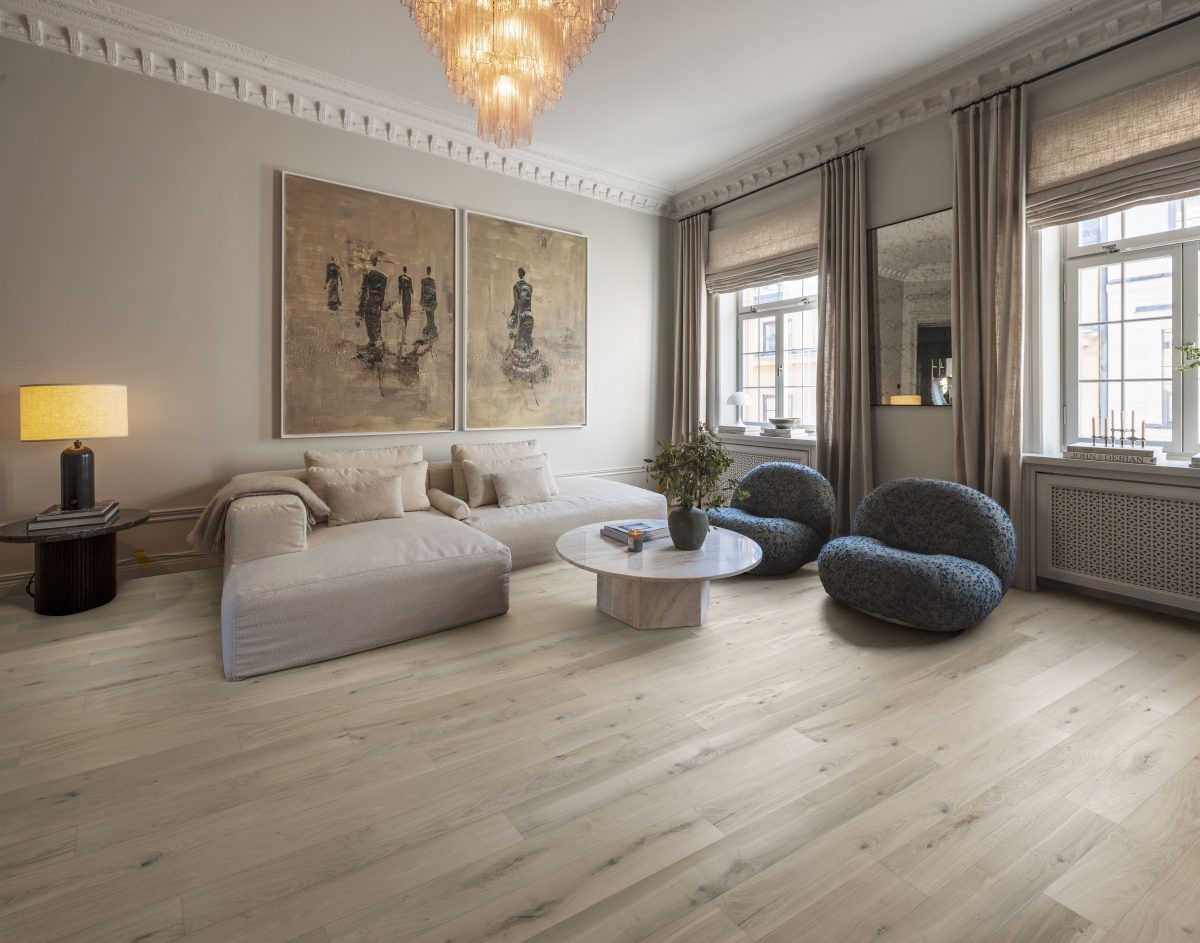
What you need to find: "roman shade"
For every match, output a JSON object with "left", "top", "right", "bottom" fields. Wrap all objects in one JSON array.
[
  {"left": 1027, "top": 62, "right": 1200, "bottom": 228},
  {"left": 705, "top": 189, "right": 820, "bottom": 294}
]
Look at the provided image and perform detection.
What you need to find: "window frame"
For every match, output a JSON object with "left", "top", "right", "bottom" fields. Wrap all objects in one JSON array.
[
  {"left": 1063, "top": 234, "right": 1199, "bottom": 457},
  {"left": 735, "top": 283, "right": 819, "bottom": 427}
]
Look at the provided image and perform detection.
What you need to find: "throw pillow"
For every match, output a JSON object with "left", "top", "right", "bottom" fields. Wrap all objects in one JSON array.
[
  {"left": 304, "top": 444, "right": 423, "bottom": 472},
  {"left": 450, "top": 439, "right": 539, "bottom": 500},
  {"left": 324, "top": 474, "right": 404, "bottom": 527},
  {"left": 306, "top": 462, "right": 430, "bottom": 512},
  {"left": 461, "top": 454, "right": 556, "bottom": 507},
  {"left": 492, "top": 466, "right": 554, "bottom": 508}
]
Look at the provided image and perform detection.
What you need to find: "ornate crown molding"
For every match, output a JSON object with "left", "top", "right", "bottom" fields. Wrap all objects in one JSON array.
[
  {"left": 673, "top": 0, "right": 1200, "bottom": 217},
  {"left": 0, "top": 0, "right": 676, "bottom": 216}
]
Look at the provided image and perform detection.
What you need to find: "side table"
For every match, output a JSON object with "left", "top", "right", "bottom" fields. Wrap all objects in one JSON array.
[{"left": 0, "top": 509, "right": 151, "bottom": 615}]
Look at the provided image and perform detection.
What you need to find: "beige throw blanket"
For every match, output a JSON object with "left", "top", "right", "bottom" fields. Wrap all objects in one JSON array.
[{"left": 187, "top": 473, "right": 330, "bottom": 558}]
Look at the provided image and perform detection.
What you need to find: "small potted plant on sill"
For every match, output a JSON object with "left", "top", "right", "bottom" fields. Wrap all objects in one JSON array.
[{"left": 645, "top": 425, "right": 746, "bottom": 550}]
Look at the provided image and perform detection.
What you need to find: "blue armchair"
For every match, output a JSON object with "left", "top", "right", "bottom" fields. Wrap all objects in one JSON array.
[
  {"left": 817, "top": 478, "right": 1017, "bottom": 631},
  {"left": 707, "top": 462, "right": 835, "bottom": 576}
]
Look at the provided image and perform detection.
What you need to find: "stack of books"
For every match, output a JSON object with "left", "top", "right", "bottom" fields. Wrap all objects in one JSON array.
[
  {"left": 1064, "top": 443, "right": 1164, "bottom": 465},
  {"left": 27, "top": 499, "right": 120, "bottom": 533},
  {"left": 600, "top": 520, "right": 669, "bottom": 542},
  {"left": 1190, "top": 454, "right": 1200, "bottom": 470},
  {"left": 716, "top": 425, "right": 752, "bottom": 436},
  {"left": 759, "top": 428, "right": 806, "bottom": 438}
]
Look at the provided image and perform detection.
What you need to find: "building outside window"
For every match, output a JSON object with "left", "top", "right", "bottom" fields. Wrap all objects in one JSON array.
[
  {"left": 736, "top": 276, "right": 819, "bottom": 426},
  {"left": 1063, "top": 196, "right": 1200, "bottom": 457}
]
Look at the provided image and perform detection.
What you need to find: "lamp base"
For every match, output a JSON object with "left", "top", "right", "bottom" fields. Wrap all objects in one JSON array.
[{"left": 60, "top": 440, "right": 95, "bottom": 511}]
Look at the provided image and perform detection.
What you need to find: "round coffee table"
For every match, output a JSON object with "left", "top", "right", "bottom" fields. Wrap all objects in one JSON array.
[
  {"left": 556, "top": 522, "right": 762, "bottom": 630},
  {"left": 0, "top": 509, "right": 150, "bottom": 616}
]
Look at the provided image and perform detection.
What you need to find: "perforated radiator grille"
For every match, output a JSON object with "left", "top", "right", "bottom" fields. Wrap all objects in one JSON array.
[{"left": 1048, "top": 483, "right": 1200, "bottom": 600}]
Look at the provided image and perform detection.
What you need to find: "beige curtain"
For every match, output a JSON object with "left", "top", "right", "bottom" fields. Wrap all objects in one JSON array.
[
  {"left": 1028, "top": 63, "right": 1200, "bottom": 228},
  {"left": 671, "top": 213, "right": 709, "bottom": 441},
  {"left": 816, "top": 149, "right": 873, "bottom": 534},
  {"left": 706, "top": 192, "right": 820, "bottom": 294},
  {"left": 951, "top": 87, "right": 1026, "bottom": 513}
]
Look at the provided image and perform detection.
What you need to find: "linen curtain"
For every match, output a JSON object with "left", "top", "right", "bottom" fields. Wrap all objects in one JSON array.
[
  {"left": 1028, "top": 63, "right": 1200, "bottom": 228},
  {"left": 816, "top": 148, "right": 873, "bottom": 534},
  {"left": 705, "top": 189, "right": 820, "bottom": 294},
  {"left": 671, "top": 213, "right": 709, "bottom": 441},
  {"left": 950, "top": 87, "right": 1026, "bottom": 514}
]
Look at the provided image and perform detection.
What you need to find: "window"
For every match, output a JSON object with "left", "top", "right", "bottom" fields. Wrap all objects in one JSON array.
[
  {"left": 736, "top": 277, "right": 819, "bottom": 426},
  {"left": 1063, "top": 198, "right": 1200, "bottom": 456}
]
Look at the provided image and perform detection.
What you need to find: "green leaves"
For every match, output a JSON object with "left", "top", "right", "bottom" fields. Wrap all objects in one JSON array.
[
  {"left": 644, "top": 425, "right": 743, "bottom": 510},
  {"left": 1179, "top": 343, "right": 1200, "bottom": 372}
]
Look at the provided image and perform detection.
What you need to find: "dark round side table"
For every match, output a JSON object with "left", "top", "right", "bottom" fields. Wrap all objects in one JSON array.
[{"left": 0, "top": 509, "right": 150, "bottom": 616}]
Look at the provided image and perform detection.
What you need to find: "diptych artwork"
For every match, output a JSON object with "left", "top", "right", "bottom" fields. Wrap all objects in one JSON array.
[
  {"left": 281, "top": 173, "right": 456, "bottom": 436},
  {"left": 464, "top": 212, "right": 587, "bottom": 429}
]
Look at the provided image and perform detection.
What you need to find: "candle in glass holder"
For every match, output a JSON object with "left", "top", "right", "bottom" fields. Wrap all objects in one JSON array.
[{"left": 626, "top": 528, "right": 643, "bottom": 553}]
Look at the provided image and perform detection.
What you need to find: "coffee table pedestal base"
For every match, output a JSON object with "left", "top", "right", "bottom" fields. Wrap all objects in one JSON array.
[{"left": 596, "top": 574, "right": 709, "bottom": 630}]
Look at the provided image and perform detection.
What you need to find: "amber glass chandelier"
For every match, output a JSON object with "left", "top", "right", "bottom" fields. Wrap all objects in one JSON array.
[{"left": 401, "top": 1, "right": 619, "bottom": 148}]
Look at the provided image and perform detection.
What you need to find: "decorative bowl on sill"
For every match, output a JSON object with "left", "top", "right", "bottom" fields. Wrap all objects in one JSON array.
[{"left": 769, "top": 417, "right": 803, "bottom": 429}]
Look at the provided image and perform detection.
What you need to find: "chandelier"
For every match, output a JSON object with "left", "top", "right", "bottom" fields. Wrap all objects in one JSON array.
[{"left": 401, "top": 1, "right": 620, "bottom": 148}]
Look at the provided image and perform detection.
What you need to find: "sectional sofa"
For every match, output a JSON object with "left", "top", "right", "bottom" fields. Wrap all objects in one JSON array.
[{"left": 218, "top": 455, "right": 665, "bottom": 680}]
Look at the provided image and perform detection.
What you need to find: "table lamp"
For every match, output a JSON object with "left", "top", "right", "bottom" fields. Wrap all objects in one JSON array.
[
  {"left": 726, "top": 391, "right": 752, "bottom": 430},
  {"left": 20, "top": 384, "right": 128, "bottom": 510}
]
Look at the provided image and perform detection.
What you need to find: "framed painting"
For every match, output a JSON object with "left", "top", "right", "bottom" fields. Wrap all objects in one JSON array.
[
  {"left": 281, "top": 172, "right": 456, "bottom": 436},
  {"left": 464, "top": 211, "right": 587, "bottom": 429}
]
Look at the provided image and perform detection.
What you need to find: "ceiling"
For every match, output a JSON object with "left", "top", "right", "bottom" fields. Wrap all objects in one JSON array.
[{"left": 113, "top": 0, "right": 1070, "bottom": 193}]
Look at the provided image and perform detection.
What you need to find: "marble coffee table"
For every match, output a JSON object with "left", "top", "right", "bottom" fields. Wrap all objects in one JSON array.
[{"left": 555, "top": 522, "right": 762, "bottom": 630}]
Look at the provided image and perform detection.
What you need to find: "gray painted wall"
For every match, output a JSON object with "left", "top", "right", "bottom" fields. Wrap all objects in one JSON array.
[{"left": 0, "top": 40, "right": 673, "bottom": 582}]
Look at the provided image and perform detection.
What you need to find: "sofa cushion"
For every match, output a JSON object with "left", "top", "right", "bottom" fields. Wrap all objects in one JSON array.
[
  {"left": 221, "top": 513, "right": 511, "bottom": 680},
  {"left": 306, "top": 462, "right": 430, "bottom": 512},
  {"left": 304, "top": 444, "right": 423, "bottom": 471},
  {"left": 428, "top": 460, "right": 454, "bottom": 495},
  {"left": 325, "top": 474, "right": 405, "bottom": 527},
  {"left": 451, "top": 439, "right": 539, "bottom": 499},
  {"left": 708, "top": 507, "right": 822, "bottom": 576},
  {"left": 494, "top": 466, "right": 554, "bottom": 508},
  {"left": 225, "top": 494, "right": 308, "bottom": 566},
  {"left": 467, "top": 476, "right": 667, "bottom": 569},
  {"left": 462, "top": 454, "right": 555, "bottom": 507}
]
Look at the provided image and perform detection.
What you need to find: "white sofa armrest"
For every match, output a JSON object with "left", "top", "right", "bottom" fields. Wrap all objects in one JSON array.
[
  {"left": 428, "top": 488, "right": 471, "bottom": 521},
  {"left": 225, "top": 494, "right": 308, "bottom": 565}
]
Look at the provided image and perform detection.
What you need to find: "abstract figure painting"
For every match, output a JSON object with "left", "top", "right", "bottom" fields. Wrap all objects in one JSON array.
[
  {"left": 282, "top": 173, "right": 455, "bottom": 436},
  {"left": 465, "top": 212, "right": 587, "bottom": 429}
]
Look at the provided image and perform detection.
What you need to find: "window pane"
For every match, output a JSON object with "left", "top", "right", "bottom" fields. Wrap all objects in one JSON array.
[
  {"left": 1078, "top": 264, "right": 1120, "bottom": 323},
  {"left": 1078, "top": 324, "right": 1121, "bottom": 381},
  {"left": 741, "top": 387, "right": 771, "bottom": 424},
  {"left": 1123, "top": 255, "right": 1174, "bottom": 320},
  {"left": 1076, "top": 382, "right": 1121, "bottom": 439},
  {"left": 1124, "top": 381, "right": 1172, "bottom": 444},
  {"left": 741, "top": 353, "right": 773, "bottom": 391},
  {"left": 1079, "top": 213, "right": 1121, "bottom": 246},
  {"left": 1123, "top": 319, "right": 1172, "bottom": 379},
  {"left": 742, "top": 318, "right": 764, "bottom": 354}
]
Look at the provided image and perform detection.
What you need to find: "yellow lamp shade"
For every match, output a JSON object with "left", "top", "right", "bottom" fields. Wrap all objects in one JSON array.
[{"left": 20, "top": 384, "right": 128, "bottom": 441}]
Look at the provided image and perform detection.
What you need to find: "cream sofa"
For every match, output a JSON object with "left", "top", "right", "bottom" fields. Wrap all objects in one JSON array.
[{"left": 219, "top": 460, "right": 665, "bottom": 680}]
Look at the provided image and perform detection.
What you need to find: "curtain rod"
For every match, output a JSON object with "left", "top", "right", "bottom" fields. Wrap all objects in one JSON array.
[{"left": 680, "top": 9, "right": 1200, "bottom": 222}]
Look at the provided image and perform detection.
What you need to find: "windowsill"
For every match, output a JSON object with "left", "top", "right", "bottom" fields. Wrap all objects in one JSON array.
[
  {"left": 1023, "top": 452, "right": 1200, "bottom": 481},
  {"left": 719, "top": 429, "right": 817, "bottom": 449}
]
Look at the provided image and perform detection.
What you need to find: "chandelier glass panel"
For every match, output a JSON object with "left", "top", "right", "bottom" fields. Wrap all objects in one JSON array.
[{"left": 401, "top": 1, "right": 619, "bottom": 148}]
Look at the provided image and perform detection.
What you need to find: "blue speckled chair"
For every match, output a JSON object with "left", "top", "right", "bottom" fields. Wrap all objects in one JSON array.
[
  {"left": 707, "top": 462, "right": 835, "bottom": 576},
  {"left": 817, "top": 478, "right": 1017, "bottom": 631}
]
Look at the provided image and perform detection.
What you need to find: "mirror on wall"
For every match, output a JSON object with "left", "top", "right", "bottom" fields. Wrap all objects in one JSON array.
[{"left": 870, "top": 208, "right": 954, "bottom": 406}]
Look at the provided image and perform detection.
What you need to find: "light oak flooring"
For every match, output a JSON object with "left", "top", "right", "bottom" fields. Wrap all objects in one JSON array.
[{"left": 2, "top": 562, "right": 1200, "bottom": 942}]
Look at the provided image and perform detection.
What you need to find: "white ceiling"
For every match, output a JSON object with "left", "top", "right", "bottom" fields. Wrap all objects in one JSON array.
[{"left": 116, "top": 0, "right": 1069, "bottom": 193}]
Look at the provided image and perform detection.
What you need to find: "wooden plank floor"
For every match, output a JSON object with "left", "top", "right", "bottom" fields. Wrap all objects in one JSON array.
[{"left": 1, "top": 561, "right": 1199, "bottom": 942}]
